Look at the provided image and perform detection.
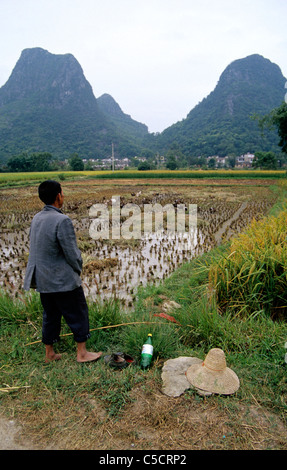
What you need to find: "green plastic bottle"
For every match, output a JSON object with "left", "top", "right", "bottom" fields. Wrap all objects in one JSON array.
[{"left": 140, "top": 334, "right": 153, "bottom": 369}]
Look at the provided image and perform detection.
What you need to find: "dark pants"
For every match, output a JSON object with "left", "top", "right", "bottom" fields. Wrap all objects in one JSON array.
[{"left": 40, "top": 286, "right": 91, "bottom": 345}]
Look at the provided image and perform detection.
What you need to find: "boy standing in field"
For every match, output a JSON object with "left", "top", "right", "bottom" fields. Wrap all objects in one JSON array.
[{"left": 24, "top": 180, "right": 102, "bottom": 363}]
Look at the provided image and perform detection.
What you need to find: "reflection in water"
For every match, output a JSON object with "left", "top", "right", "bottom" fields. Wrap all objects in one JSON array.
[
  {"left": 0, "top": 198, "right": 273, "bottom": 306},
  {"left": 82, "top": 227, "right": 203, "bottom": 305}
]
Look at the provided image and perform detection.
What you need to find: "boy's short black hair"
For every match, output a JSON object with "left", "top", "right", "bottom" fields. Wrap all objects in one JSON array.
[{"left": 38, "top": 180, "right": 62, "bottom": 205}]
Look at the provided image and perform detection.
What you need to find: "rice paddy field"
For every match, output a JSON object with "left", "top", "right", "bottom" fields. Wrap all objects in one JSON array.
[
  {"left": 0, "top": 172, "right": 281, "bottom": 305},
  {"left": 1, "top": 170, "right": 287, "bottom": 451}
]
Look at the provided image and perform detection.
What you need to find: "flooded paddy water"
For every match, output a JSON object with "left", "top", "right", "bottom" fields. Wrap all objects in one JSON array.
[{"left": 0, "top": 178, "right": 278, "bottom": 307}]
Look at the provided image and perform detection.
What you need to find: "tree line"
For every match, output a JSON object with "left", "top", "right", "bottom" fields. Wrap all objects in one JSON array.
[
  {"left": 2, "top": 103, "right": 287, "bottom": 173},
  {"left": 2, "top": 152, "right": 85, "bottom": 172}
]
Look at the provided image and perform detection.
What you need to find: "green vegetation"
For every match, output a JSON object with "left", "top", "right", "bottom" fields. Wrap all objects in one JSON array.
[
  {"left": 69, "top": 154, "right": 84, "bottom": 171},
  {"left": 252, "top": 151, "right": 279, "bottom": 169},
  {"left": 0, "top": 48, "right": 148, "bottom": 163},
  {"left": 1, "top": 48, "right": 287, "bottom": 448},
  {"left": 1, "top": 237, "right": 286, "bottom": 427},
  {"left": 91, "top": 169, "right": 286, "bottom": 179},
  {"left": 154, "top": 55, "right": 286, "bottom": 159},
  {"left": 0, "top": 169, "right": 286, "bottom": 189},
  {"left": 1, "top": 175, "right": 287, "bottom": 449},
  {"left": 209, "top": 206, "right": 287, "bottom": 318},
  {"left": 0, "top": 51, "right": 286, "bottom": 165},
  {"left": 6, "top": 152, "right": 55, "bottom": 172},
  {"left": 258, "top": 102, "right": 287, "bottom": 155},
  {"left": 1, "top": 193, "right": 287, "bottom": 424},
  {"left": 0, "top": 170, "right": 86, "bottom": 188}
]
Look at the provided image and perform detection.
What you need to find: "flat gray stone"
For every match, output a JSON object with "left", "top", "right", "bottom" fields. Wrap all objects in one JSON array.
[{"left": 161, "top": 356, "right": 202, "bottom": 397}]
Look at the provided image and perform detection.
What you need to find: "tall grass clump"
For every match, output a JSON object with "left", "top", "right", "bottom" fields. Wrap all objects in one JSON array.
[
  {"left": 209, "top": 207, "right": 287, "bottom": 319},
  {"left": 0, "top": 289, "right": 43, "bottom": 326}
]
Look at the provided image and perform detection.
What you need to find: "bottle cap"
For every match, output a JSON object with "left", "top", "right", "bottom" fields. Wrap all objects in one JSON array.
[{"left": 148, "top": 333, "right": 152, "bottom": 337}]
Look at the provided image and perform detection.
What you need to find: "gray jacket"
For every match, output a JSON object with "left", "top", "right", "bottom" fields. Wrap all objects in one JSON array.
[{"left": 24, "top": 205, "right": 82, "bottom": 293}]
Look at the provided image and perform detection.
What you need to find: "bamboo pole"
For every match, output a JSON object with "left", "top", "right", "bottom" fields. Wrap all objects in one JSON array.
[{"left": 24, "top": 321, "right": 169, "bottom": 346}]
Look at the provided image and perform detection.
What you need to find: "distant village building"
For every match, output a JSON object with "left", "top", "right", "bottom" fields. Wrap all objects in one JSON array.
[
  {"left": 205, "top": 153, "right": 255, "bottom": 168},
  {"left": 83, "top": 157, "right": 131, "bottom": 170},
  {"left": 206, "top": 155, "right": 229, "bottom": 167},
  {"left": 236, "top": 153, "right": 255, "bottom": 168}
]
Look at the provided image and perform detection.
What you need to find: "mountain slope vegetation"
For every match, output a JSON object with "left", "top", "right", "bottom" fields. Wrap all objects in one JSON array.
[
  {"left": 0, "top": 50, "right": 285, "bottom": 164},
  {"left": 0, "top": 48, "right": 148, "bottom": 162},
  {"left": 155, "top": 54, "right": 286, "bottom": 157}
]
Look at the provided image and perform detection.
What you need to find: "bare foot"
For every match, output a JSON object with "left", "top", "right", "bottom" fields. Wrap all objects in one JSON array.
[
  {"left": 77, "top": 351, "right": 102, "bottom": 363},
  {"left": 45, "top": 353, "right": 62, "bottom": 363}
]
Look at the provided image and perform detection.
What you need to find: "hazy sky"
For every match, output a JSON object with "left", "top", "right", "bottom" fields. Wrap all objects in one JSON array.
[{"left": 0, "top": 0, "right": 287, "bottom": 132}]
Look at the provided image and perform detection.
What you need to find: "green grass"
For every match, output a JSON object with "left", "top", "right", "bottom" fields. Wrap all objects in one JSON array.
[
  {"left": 0, "top": 169, "right": 286, "bottom": 188},
  {"left": 133, "top": 246, "right": 287, "bottom": 412},
  {"left": 90, "top": 169, "right": 287, "bottom": 179},
  {"left": 1, "top": 237, "right": 286, "bottom": 421},
  {"left": 0, "top": 171, "right": 90, "bottom": 188},
  {"left": 1, "top": 179, "right": 287, "bottom": 445}
]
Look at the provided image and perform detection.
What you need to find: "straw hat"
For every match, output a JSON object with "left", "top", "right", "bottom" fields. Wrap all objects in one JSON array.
[{"left": 186, "top": 348, "right": 240, "bottom": 395}]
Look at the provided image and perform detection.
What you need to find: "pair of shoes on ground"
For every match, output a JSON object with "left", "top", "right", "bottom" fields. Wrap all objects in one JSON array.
[{"left": 104, "top": 352, "right": 135, "bottom": 369}]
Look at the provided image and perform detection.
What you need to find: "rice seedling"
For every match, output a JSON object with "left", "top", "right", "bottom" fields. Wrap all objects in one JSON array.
[
  {"left": 1, "top": 181, "right": 287, "bottom": 449},
  {"left": 0, "top": 177, "right": 278, "bottom": 304}
]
